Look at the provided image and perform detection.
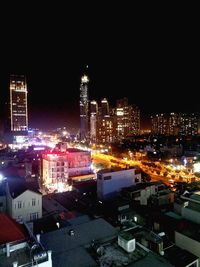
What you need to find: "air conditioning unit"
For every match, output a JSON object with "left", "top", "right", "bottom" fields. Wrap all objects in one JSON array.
[{"left": 118, "top": 235, "right": 135, "bottom": 253}]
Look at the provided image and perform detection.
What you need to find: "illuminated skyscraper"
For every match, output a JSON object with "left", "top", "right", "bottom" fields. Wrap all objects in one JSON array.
[
  {"left": 115, "top": 98, "right": 140, "bottom": 140},
  {"left": 90, "top": 100, "right": 98, "bottom": 142},
  {"left": 151, "top": 112, "right": 199, "bottom": 136},
  {"left": 80, "top": 74, "right": 89, "bottom": 140},
  {"left": 10, "top": 75, "right": 28, "bottom": 131},
  {"left": 101, "top": 98, "right": 109, "bottom": 116},
  {"left": 97, "top": 98, "right": 114, "bottom": 143}
]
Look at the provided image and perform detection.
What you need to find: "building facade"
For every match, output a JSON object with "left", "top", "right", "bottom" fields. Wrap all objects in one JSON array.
[
  {"left": 91, "top": 97, "right": 140, "bottom": 144},
  {"left": 6, "top": 179, "right": 42, "bottom": 222},
  {"left": 90, "top": 100, "right": 98, "bottom": 143},
  {"left": 97, "top": 167, "right": 141, "bottom": 200},
  {"left": 42, "top": 149, "right": 92, "bottom": 190},
  {"left": 115, "top": 98, "right": 140, "bottom": 140},
  {"left": 10, "top": 75, "right": 28, "bottom": 132},
  {"left": 42, "top": 152, "right": 69, "bottom": 187},
  {"left": 80, "top": 75, "right": 89, "bottom": 141},
  {"left": 151, "top": 112, "right": 199, "bottom": 136}
]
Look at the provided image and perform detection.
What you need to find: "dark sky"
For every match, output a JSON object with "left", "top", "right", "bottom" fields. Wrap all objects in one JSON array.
[{"left": 0, "top": 4, "right": 199, "bottom": 130}]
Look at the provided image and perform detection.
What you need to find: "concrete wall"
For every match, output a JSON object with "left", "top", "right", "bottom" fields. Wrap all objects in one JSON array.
[
  {"left": 181, "top": 207, "right": 200, "bottom": 224},
  {"left": 175, "top": 231, "right": 200, "bottom": 262},
  {"left": 158, "top": 192, "right": 174, "bottom": 206},
  {"left": 139, "top": 185, "right": 156, "bottom": 205},
  {"left": 68, "top": 166, "right": 91, "bottom": 177}
]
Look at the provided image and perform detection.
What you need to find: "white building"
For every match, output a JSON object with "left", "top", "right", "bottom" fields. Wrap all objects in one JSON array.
[
  {"left": 181, "top": 191, "right": 200, "bottom": 224},
  {"left": 42, "top": 152, "right": 69, "bottom": 187},
  {"left": 97, "top": 167, "right": 141, "bottom": 200},
  {"left": 175, "top": 227, "right": 200, "bottom": 265},
  {"left": 125, "top": 182, "right": 174, "bottom": 206},
  {"left": 42, "top": 149, "right": 92, "bottom": 189},
  {"left": 6, "top": 177, "right": 42, "bottom": 222}
]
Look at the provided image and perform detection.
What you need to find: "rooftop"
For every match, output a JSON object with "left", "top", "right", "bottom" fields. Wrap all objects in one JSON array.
[
  {"left": 122, "top": 181, "right": 164, "bottom": 193},
  {"left": 165, "top": 211, "right": 182, "bottom": 220},
  {"left": 66, "top": 148, "right": 89, "bottom": 153},
  {"left": 0, "top": 239, "right": 50, "bottom": 267},
  {"left": 98, "top": 166, "right": 136, "bottom": 174},
  {"left": 89, "top": 239, "right": 173, "bottom": 267},
  {"left": 7, "top": 176, "right": 41, "bottom": 198},
  {"left": 164, "top": 245, "right": 198, "bottom": 267},
  {"left": 0, "top": 214, "right": 28, "bottom": 245},
  {"left": 0, "top": 246, "right": 33, "bottom": 267},
  {"left": 40, "top": 218, "right": 117, "bottom": 267},
  {"left": 190, "top": 191, "right": 200, "bottom": 202},
  {"left": 176, "top": 220, "right": 200, "bottom": 243}
]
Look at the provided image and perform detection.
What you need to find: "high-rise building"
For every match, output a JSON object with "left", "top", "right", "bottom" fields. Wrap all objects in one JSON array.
[
  {"left": 169, "top": 113, "right": 180, "bottom": 135},
  {"left": 80, "top": 74, "right": 89, "bottom": 141},
  {"left": 130, "top": 104, "right": 140, "bottom": 135},
  {"left": 97, "top": 115, "right": 114, "bottom": 143},
  {"left": 179, "top": 113, "right": 199, "bottom": 136},
  {"left": 115, "top": 98, "right": 140, "bottom": 140},
  {"left": 151, "top": 113, "right": 169, "bottom": 135},
  {"left": 10, "top": 75, "right": 28, "bottom": 132},
  {"left": 96, "top": 98, "right": 114, "bottom": 144},
  {"left": 151, "top": 112, "right": 199, "bottom": 136},
  {"left": 101, "top": 98, "right": 109, "bottom": 116},
  {"left": 90, "top": 100, "right": 98, "bottom": 142}
]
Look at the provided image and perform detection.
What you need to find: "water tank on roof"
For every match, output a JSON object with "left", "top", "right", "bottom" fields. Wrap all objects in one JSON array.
[{"left": 118, "top": 235, "right": 135, "bottom": 253}]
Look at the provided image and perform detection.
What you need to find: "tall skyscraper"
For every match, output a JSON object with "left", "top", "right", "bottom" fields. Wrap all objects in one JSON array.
[
  {"left": 80, "top": 74, "right": 89, "bottom": 141},
  {"left": 115, "top": 98, "right": 140, "bottom": 140},
  {"left": 101, "top": 98, "right": 109, "bottom": 116},
  {"left": 97, "top": 98, "right": 114, "bottom": 143},
  {"left": 90, "top": 100, "right": 98, "bottom": 142},
  {"left": 10, "top": 75, "right": 28, "bottom": 132}
]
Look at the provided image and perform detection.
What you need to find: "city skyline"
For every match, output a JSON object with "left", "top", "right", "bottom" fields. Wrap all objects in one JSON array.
[{"left": 0, "top": 5, "right": 199, "bottom": 130}]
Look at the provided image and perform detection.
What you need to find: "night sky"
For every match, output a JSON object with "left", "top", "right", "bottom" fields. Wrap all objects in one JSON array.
[{"left": 0, "top": 4, "right": 199, "bottom": 130}]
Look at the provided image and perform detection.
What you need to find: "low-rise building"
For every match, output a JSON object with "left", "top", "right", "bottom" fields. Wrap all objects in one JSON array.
[
  {"left": 0, "top": 213, "right": 52, "bottom": 267},
  {"left": 175, "top": 221, "right": 200, "bottom": 265},
  {"left": 97, "top": 167, "right": 141, "bottom": 200},
  {"left": 122, "top": 182, "right": 174, "bottom": 206},
  {"left": 41, "top": 149, "right": 92, "bottom": 190},
  {"left": 40, "top": 218, "right": 117, "bottom": 267},
  {"left": 6, "top": 177, "right": 42, "bottom": 222},
  {"left": 174, "top": 191, "right": 200, "bottom": 224},
  {"left": 66, "top": 148, "right": 91, "bottom": 177}
]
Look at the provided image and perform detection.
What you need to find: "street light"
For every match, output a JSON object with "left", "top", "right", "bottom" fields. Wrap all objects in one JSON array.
[{"left": 0, "top": 174, "right": 4, "bottom": 182}]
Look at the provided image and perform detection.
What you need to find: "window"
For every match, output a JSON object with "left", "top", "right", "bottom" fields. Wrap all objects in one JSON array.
[
  {"left": 30, "top": 212, "right": 39, "bottom": 221},
  {"left": 32, "top": 198, "right": 36, "bottom": 206},
  {"left": 104, "top": 176, "right": 111, "bottom": 180},
  {"left": 17, "top": 201, "right": 22, "bottom": 209}
]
